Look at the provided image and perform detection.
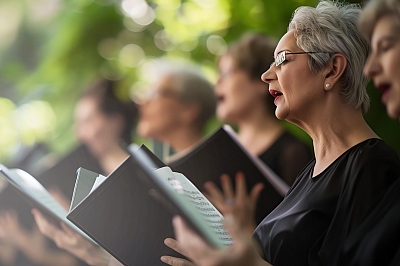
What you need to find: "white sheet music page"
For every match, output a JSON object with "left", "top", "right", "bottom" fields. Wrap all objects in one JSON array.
[
  {"left": 90, "top": 175, "right": 107, "bottom": 193},
  {"left": 154, "top": 167, "right": 232, "bottom": 247},
  {"left": 7, "top": 169, "right": 67, "bottom": 220}
]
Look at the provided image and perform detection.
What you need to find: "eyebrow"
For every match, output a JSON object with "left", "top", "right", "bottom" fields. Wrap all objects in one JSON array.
[
  {"left": 375, "top": 35, "right": 400, "bottom": 47},
  {"left": 378, "top": 35, "right": 399, "bottom": 42}
]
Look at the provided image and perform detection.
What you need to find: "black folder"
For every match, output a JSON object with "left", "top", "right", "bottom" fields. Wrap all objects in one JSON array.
[
  {"left": 137, "top": 144, "right": 165, "bottom": 168},
  {"left": 0, "top": 164, "right": 94, "bottom": 243},
  {"left": 66, "top": 125, "right": 289, "bottom": 265},
  {"left": 66, "top": 147, "right": 183, "bottom": 266},
  {"left": 168, "top": 125, "right": 288, "bottom": 223}
]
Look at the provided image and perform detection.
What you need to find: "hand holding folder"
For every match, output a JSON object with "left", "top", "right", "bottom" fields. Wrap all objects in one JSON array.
[
  {"left": 162, "top": 171, "right": 266, "bottom": 266},
  {"left": 162, "top": 215, "right": 269, "bottom": 266},
  {"left": 67, "top": 145, "right": 233, "bottom": 265},
  {"left": 64, "top": 125, "right": 291, "bottom": 265},
  {"left": 31, "top": 208, "right": 111, "bottom": 266},
  {"left": 0, "top": 164, "right": 94, "bottom": 243}
]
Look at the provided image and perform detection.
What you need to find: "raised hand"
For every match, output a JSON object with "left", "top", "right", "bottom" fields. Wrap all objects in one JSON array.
[{"left": 204, "top": 172, "right": 264, "bottom": 237}]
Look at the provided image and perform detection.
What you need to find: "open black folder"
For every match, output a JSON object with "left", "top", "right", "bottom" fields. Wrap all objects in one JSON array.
[
  {"left": 168, "top": 125, "right": 289, "bottom": 223},
  {"left": 67, "top": 146, "right": 231, "bottom": 266},
  {"left": 0, "top": 164, "right": 94, "bottom": 243}
]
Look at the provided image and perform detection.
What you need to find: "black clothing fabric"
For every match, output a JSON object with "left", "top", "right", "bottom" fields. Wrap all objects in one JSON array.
[
  {"left": 258, "top": 131, "right": 312, "bottom": 186},
  {"left": 253, "top": 139, "right": 400, "bottom": 266},
  {"left": 335, "top": 176, "right": 400, "bottom": 266}
]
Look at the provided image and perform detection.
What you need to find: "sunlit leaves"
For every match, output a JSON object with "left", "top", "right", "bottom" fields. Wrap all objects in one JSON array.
[
  {"left": 119, "top": 44, "right": 145, "bottom": 68},
  {"left": 0, "top": 98, "right": 18, "bottom": 161},
  {"left": 1, "top": 0, "right": 399, "bottom": 162},
  {"left": 153, "top": 0, "right": 230, "bottom": 52},
  {"left": 0, "top": 98, "right": 56, "bottom": 161},
  {"left": 206, "top": 35, "right": 227, "bottom": 55},
  {"left": 0, "top": 1, "right": 23, "bottom": 52}
]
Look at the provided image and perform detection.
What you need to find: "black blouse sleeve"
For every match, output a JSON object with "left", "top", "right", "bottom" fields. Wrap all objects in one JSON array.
[
  {"left": 318, "top": 141, "right": 400, "bottom": 265},
  {"left": 334, "top": 177, "right": 400, "bottom": 266}
]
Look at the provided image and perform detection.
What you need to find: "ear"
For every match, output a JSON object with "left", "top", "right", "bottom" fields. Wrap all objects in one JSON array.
[
  {"left": 182, "top": 103, "right": 201, "bottom": 125},
  {"left": 323, "top": 53, "right": 347, "bottom": 91},
  {"left": 109, "top": 113, "right": 125, "bottom": 137}
]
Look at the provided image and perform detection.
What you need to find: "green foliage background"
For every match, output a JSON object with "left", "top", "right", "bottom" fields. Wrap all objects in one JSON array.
[{"left": 0, "top": 0, "right": 399, "bottom": 162}]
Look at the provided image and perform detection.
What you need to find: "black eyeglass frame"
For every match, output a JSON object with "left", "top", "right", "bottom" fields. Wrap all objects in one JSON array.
[{"left": 272, "top": 51, "right": 331, "bottom": 68}]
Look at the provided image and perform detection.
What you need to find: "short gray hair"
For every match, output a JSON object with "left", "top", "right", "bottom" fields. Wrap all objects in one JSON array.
[
  {"left": 164, "top": 67, "right": 216, "bottom": 132},
  {"left": 289, "top": 0, "right": 370, "bottom": 114}
]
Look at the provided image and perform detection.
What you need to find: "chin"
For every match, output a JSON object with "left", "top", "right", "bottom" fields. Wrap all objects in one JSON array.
[
  {"left": 216, "top": 111, "right": 231, "bottom": 123},
  {"left": 137, "top": 123, "right": 150, "bottom": 138},
  {"left": 387, "top": 105, "right": 400, "bottom": 121},
  {"left": 87, "top": 146, "right": 104, "bottom": 158},
  {"left": 274, "top": 108, "right": 288, "bottom": 121}
]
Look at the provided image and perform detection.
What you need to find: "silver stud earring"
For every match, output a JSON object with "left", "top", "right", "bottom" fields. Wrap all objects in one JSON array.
[{"left": 325, "top": 84, "right": 331, "bottom": 89}]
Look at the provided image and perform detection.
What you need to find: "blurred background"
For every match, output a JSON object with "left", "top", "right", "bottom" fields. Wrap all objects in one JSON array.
[{"left": 0, "top": 0, "right": 399, "bottom": 165}]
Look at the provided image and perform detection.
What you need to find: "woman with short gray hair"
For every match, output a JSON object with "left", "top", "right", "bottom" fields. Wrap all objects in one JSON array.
[
  {"left": 216, "top": 33, "right": 312, "bottom": 190},
  {"left": 161, "top": 1, "right": 400, "bottom": 266},
  {"left": 288, "top": 1, "right": 370, "bottom": 114},
  {"left": 137, "top": 62, "right": 216, "bottom": 153}
]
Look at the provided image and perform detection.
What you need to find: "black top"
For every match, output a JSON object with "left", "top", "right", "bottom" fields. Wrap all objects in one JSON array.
[
  {"left": 38, "top": 144, "right": 103, "bottom": 198},
  {"left": 258, "top": 131, "right": 312, "bottom": 186},
  {"left": 253, "top": 139, "right": 400, "bottom": 266},
  {"left": 335, "top": 176, "right": 400, "bottom": 266}
]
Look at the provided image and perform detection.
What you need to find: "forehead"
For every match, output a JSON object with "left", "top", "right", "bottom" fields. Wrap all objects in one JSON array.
[
  {"left": 154, "top": 74, "right": 177, "bottom": 91},
  {"left": 371, "top": 14, "right": 400, "bottom": 45},
  {"left": 218, "top": 55, "right": 235, "bottom": 69},
  {"left": 274, "top": 30, "right": 299, "bottom": 57},
  {"left": 75, "top": 97, "right": 99, "bottom": 118}
]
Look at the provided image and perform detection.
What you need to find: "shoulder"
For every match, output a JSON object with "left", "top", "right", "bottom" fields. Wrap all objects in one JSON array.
[
  {"left": 354, "top": 138, "right": 396, "bottom": 155},
  {"left": 345, "top": 139, "right": 400, "bottom": 172},
  {"left": 336, "top": 139, "right": 400, "bottom": 213}
]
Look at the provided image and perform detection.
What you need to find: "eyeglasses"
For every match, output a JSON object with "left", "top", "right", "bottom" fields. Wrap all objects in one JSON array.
[
  {"left": 219, "top": 68, "right": 238, "bottom": 80},
  {"left": 272, "top": 51, "right": 331, "bottom": 68}
]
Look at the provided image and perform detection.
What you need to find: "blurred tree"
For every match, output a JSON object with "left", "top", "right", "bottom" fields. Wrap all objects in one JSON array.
[{"left": 0, "top": 0, "right": 398, "bottom": 163}]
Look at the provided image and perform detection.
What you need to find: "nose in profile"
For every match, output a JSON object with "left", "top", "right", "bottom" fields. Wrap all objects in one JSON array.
[
  {"left": 261, "top": 65, "right": 276, "bottom": 84},
  {"left": 363, "top": 53, "right": 381, "bottom": 78}
]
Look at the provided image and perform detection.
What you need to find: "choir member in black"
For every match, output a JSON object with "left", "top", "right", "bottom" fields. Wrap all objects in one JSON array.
[
  {"left": 136, "top": 62, "right": 216, "bottom": 153},
  {"left": 334, "top": 0, "right": 400, "bottom": 264},
  {"left": 160, "top": 1, "right": 400, "bottom": 266},
  {"left": 31, "top": 78, "right": 137, "bottom": 266},
  {"left": 216, "top": 33, "right": 312, "bottom": 187},
  {"left": 0, "top": 79, "right": 133, "bottom": 266}
]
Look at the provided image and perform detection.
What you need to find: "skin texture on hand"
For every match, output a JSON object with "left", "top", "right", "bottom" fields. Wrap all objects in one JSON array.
[
  {"left": 32, "top": 209, "right": 110, "bottom": 266},
  {"left": 204, "top": 172, "right": 264, "bottom": 238}
]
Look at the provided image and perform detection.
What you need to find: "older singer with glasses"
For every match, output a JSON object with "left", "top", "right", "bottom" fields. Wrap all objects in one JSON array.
[{"left": 161, "top": 1, "right": 400, "bottom": 266}]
